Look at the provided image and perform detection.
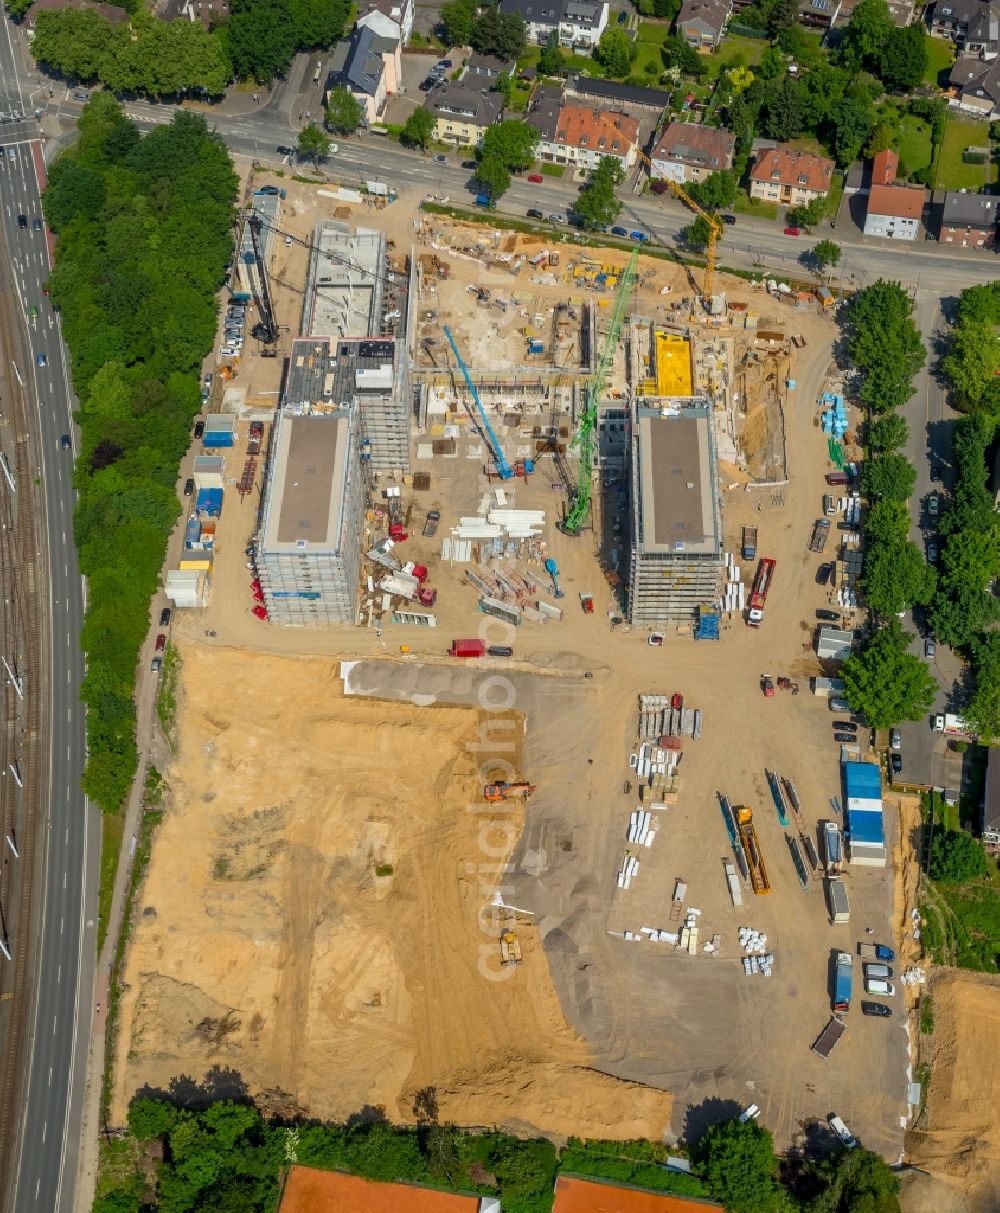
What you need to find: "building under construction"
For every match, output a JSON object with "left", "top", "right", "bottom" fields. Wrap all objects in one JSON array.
[
  {"left": 628, "top": 400, "right": 724, "bottom": 624},
  {"left": 256, "top": 341, "right": 366, "bottom": 626}
]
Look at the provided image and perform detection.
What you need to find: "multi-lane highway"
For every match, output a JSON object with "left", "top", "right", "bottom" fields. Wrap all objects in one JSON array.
[{"left": 0, "top": 28, "right": 96, "bottom": 1212}]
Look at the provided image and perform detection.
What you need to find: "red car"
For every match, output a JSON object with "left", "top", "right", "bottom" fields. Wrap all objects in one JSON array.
[
  {"left": 527, "top": 173, "right": 543, "bottom": 183},
  {"left": 155, "top": 633, "right": 166, "bottom": 652},
  {"left": 783, "top": 226, "right": 800, "bottom": 236},
  {"left": 252, "top": 605, "right": 268, "bottom": 620}
]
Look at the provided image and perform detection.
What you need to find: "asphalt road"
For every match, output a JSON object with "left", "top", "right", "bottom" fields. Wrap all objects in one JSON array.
[{"left": 0, "top": 17, "right": 96, "bottom": 1211}]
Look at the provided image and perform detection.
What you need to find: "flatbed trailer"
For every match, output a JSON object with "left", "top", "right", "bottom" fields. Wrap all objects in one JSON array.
[
  {"left": 766, "top": 770, "right": 790, "bottom": 827},
  {"left": 736, "top": 806, "right": 771, "bottom": 894},
  {"left": 812, "top": 1016, "right": 846, "bottom": 1058}
]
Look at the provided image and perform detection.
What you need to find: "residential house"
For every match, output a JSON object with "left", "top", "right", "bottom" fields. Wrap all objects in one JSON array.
[
  {"left": 426, "top": 81, "right": 504, "bottom": 146},
  {"left": 797, "top": 0, "right": 844, "bottom": 29},
  {"left": 278, "top": 1165, "right": 500, "bottom": 1212},
  {"left": 326, "top": 24, "right": 401, "bottom": 125},
  {"left": 836, "top": 0, "right": 913, "bottom": 25},
  {"left": 533, "top": 102, "right": 639, "bottom": 171},
  {"left": 498, "top": 0, "right": 609, "bottom": 50},
  {"left": 949, "top": 54, "right": 1000, "bottom": 117},
  {"left": 649, "top": 121, "right": 736, "bottom": 183},
  {"left": 26, "top": 0, "right": 129, "bottom": 28},
  {"left": 675, "top": 0, "right": 732, "bottom": 49},
  {"left": 153, "top": 0, "right": 220, "bottom": 26},
  {"left": 464, "top": 52, "right": 516, "bottom": 82},
  {"left": 749, "top": 146, "right": 835, "bottom": 207},
  {"left": 357, "top": 5, "right": 406, "bottom": 60},
  {"left": 938, "top": 189, "right": 997, "bottom": 246},
  {"left": 926, "top": 0, "right": 999, "bottom": 58},
  {"left": 356, "top": 0, "right": 413, "bottom": 45},
  {"left": 863, "top": 149, "right": 927, "bottom": 238},
  {"left": 525, "top": 83, "right": 564, "bottom": 141},
  {"left": 565, "top": 75, "right": 674, "bottom": 113},
  {"left": 553, "top": 1175, "right": 722, "bottom": 1212},
  {"left": 983, "top": 748, "right": 1000, "bottom": 853}
]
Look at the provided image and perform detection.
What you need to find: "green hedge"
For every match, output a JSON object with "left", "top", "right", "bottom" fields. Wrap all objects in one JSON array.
[{"left": 43, "top": 94, "right": 238, "bottom": 813}]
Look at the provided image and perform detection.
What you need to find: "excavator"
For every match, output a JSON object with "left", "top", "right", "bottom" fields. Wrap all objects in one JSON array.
[{"left": 484, "top": 781, "right": 536, "bottom": 802}]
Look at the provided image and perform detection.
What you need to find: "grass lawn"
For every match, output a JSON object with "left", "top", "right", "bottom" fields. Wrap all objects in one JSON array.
[
  {"left": 704, "top": 34, "right": 768, "bottom": 79},
  {"left": 733, "top": 192, "right": 779, "bottom": 220},
  {"left": 518, "top": 45, "right": 606, "bottom": 77},
  {"left": 541, "top": 162, "right": 565, "bottom": 176},
  {"left": 507, "top": 80, "right": 532, "bottom": 111},
  {"left": 823, "top": 173, "right": 845, "bottom": 220},
  {"left": 632, "top": 40, "right": 667, "bottom": 80},
  {"left": 897, "top": 114, "right": 934, "bottom": 175},
  {"left": 923, "top": 35, "right": 955, "bottom": 87},
  {"left": 97, "top": 810, "right": 125, "bottom": 953},
  {"left": 935, "top": 118, "right": 998, "bottom": 191},
  {"left": 637, "top": 19, "right": 670, "bottom": 43}
]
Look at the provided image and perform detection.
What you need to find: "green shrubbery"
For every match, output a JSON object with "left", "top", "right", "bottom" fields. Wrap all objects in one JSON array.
[{"left": 43, "top": 95, "right": 238, "bottom": 813}]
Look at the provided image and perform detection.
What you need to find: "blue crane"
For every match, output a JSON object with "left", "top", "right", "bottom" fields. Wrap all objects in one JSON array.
[
  {"left": 443, "top": 325, "right": 514, "bottom": 480},
  {"left": 544, "top": 558, "right": 564, "bottom": 599}
]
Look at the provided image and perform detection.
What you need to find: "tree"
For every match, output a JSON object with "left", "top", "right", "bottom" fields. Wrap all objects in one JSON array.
[
  {"left": 929, "top": 829, "right": 989, "bottom": 882},
  {"left": 596, "top": 27, "right": 636, "bottom": 78},
  {"left": 474, "top": 155, "right": 511, "bottom": 198},
  {"left": 813, "top": 238, "right": 841, "bottom": 272},
  {"left": 687, "top": 169, "right": 738, "bottom": 211},
  {"left": 653, "top": 0, "right": 681, "bottom": 17},
  {"left": 297, "top": 122, "right": 330, "bottom": 165},
  {"left": 830, "top": 96, "right": 876, "bottom": 166},
  {"left": 693, "top": 1119, "right": 784, "bottom": 1213},
  {"left": 401, "top": 108, "right": 435, "bottom": 149},
  {"left": 811, "top": 1148, "right": 901, "bottom": 1213},
  {"left": 440, "top": 0, "right": 476, "bottom": 47},
  {"left": 128, "top": 1096, "right": 181, "bottom": 1140},
  {"left": 762, "top": 75, "right": 805, "bottom": 141},
  {"left": 861, "top": 538, "right": 937, "bottom": 616},
  {"left": 575, "top": 155, "right": 624, "bottom": 230},
  {"left": 225, "top": 0, "right": 297, "bottom": 84},
  {"left": 881, "top": 24, "right": 928, "bottom": 91},
  {"left": 785, "top": 197, "right": 825, "bottom": 228},
  {"left": 684, "top": 215, "right": 717, "bottom": 249},
  {"left": 940, "top": 526, "right": 1000, "bottom": 595},
  {"left": 942, "top": 318, "right": 1000, "bottom": 410},
  {"left": 480, "top": 119, "right": 538, "bottom": 171},
  {"left": 472, "top": 9, "right": 526, "bottom": 59},
  {"left": 967, "top": 632, "right": 1000, "bottom": 739},
  {"left": 867, "top": 412, "right": 909, "bottom": 453},
  {"left": 92, "top": 1192, "right": 141, "bottom": 1213},
  {"left": 861, "top": 453, "right": 917, "bottom": 501},
  {"left": 489, "top": 1138, "right": 557, "bottom": 1199},
  {"left": 325, "top": 85, "right": 363, "bottom": 134},
  {"left": 841, "top": 621, "right": 938, "bottom": 728},
  {"left": 840, "top": 0, "right": 893, "bottom": 73},
  {"left": 344, "top": 1123, "right": 424, "bottom": 1182},
  {"left": 538, "top": 29, "right": 564, "bottom": 76}
]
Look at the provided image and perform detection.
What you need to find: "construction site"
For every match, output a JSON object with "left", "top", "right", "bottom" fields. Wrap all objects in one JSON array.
[{"left": 113, "top": 168, "right": 924, "bottom": 1173}]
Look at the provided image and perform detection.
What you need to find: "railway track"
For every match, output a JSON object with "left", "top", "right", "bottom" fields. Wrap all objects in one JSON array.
[{"left": 0, "top": 215, "right": 49, "bottom": 1211}]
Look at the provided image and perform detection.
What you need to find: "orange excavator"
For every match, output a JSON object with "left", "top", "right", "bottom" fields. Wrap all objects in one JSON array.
[{"left": 484, "top": 781, "right": 536, "bottom": 802}]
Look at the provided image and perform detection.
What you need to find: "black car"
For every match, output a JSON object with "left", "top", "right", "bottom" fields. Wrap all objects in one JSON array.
[
  {"left": 832, "top": 720, "right": 857, "bottom": 731},
  {"left": 833, "top": 731, "right": 856, "bottom": 742},
  {"left": 861, "top": 1001, "right": 892, "bottom": 1017},
  {"left": 60, "top": 433, "right": 71, "bottom": 450},
  {"left": 183, "top": 477, "right": 195, "bottom": 496},
  {"left": 194, "top": 421, "right": 205, "bottom": 439},
  {"left": 890, "top": 753, "right": 902, "bottom": 775},
  {"left": 721, "top": 214, "right": 736, "bottom": 225},
  {"left": 159, "top": 607, "right": 172, "bottom": 627},
  {"left": 276, "top": 145, "right": 293, "bottom": 155},
  {"left": 816, "top": 608, "right": 839, "bottom": 621},
  {"left": 930, "top": 465, "right": 942, "bottom": 482},
  {"left": 461, "top": 160, "right": 477, "bottom": 169},
  {"left": 816, "top": 562, "right": 832, "bottom": 586},
  {"left": 527, "top": 208, "right": 544, "bottom": 219},
  {"left": 488, "top": 645, "right": 514, "bottom": 657},
  {"left": 17, "top": 214, "right": 27, "bottom": 228}
]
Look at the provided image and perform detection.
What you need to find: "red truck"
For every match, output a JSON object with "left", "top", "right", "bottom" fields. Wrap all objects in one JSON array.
[
  {"left": 747, "top": 558, "right": 776, "bottom": 628},
  {"left": 449, "top": 639, "right": 486, "bottom": 658},
  {"left": 248, "top": 421, "right": 264, "bottom": 454}
]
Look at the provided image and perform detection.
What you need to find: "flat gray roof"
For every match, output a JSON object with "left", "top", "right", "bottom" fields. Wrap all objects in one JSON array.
[
  {"left": 637, "top": 411, "right": 716, "bottom": 556},
  {"left": 307, "top": 221, "right": 384, "bottom": 340},
  {"left": 285, "top": 338, "right": 333, "bottom": 405},
  {"left": 261, "top": 412, "right": 350, "bottom": 552}
]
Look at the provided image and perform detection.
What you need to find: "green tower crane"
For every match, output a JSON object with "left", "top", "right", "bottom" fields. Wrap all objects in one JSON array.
[{"left": 561, "top": 244, "right": 638, "bottom": 535}]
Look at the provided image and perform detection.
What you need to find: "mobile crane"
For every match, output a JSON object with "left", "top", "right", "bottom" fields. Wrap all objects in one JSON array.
[
  {"left": 443, "top": 325, "right": 514, "bottom": 480},
  {"left": 246, "top": 214, "right": 280, "bottom": 357}
]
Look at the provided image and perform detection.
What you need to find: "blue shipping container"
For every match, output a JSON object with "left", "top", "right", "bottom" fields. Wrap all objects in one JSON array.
[
  {"left": 184, "top": 517, "right": 202, "bottom": 548},
  {"left": 202, "top": 432, "right": 235, "bottom": 448},
  {"left": 196, "top": 488, "right": 223, "bottom": 518}
]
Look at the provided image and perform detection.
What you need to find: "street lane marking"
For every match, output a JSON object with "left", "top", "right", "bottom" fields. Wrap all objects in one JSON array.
[
  {"left": 52, "top": 1015, "right": 56, "bottom": 1035},
  {"left": 41, "top": 1122, "right": 46, "bottom": 1145},
  {"left": 47, "top": 1067, "right": 52, "bottom": 1087}
]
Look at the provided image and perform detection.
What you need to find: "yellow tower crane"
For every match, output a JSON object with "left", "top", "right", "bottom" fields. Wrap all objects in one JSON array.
[{"left": 635, "top": 149, "right": 723, "bottom": 308}]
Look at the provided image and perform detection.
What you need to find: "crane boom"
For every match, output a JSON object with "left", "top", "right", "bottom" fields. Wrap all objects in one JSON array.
[
  {"left": 562, "top": 244, "right": 638, "bottom": 534},
  {"left": 247, "top": 214, "right": 280, "bottom": 353},
  {"left": 443, "top": 325, "right": 514, "bottom": 480}
]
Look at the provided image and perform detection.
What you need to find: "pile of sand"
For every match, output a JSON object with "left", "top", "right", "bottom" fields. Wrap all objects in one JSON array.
[
  {"left": 906, "top": 969, "right": 1000, "bottom": 1213},
  {"left": 112, "top": 645, "right": 671, "bottom": 1141}
]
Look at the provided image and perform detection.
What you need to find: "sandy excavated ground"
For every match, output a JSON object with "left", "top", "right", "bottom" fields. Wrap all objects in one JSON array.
[
  {"left": 113, "top": 646, "right": 671, "bottom": 1139},
  {"left": 905, "top": 969, "right": 1000, "bottom": 1213}
]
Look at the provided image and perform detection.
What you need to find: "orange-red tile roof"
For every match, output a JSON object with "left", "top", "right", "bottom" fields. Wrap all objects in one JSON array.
[
  {"left": 871, "top": 148, "right": 898, "bottom": 186},
  {"left": 554, "top": 105, "right": 639, "bottom": 154},
  {"left": 867, "top": 183, "right": 926, "bottom": 220},
  {"left": 279, "top": 1166, "right": 482, "bottom": 1213},
  {"left": 553, "top": 1175, "right": 722, "bottom": 1213},
  {"left": 750, "top": 146, "right": 834, "bottom": 193}
]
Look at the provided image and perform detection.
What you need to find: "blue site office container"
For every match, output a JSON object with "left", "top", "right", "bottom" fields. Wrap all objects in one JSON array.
[{"left": 195, "top": 488, "right": 223, "bottom": 518}]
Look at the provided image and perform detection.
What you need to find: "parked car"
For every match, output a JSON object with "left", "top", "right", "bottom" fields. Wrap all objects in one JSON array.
[
  {"left": 193, "top": 421, "right": 205, "bottom": 439},
  {"left": 890, "top": 729, "right": 901, "bottom": 751},
  {"left": 220, "top": 346, "right": 241, "bottom": 357},
  {"left": 816, "top": 608, "right": 839, "bottom": 621},
  {"left": 548, "top": 213, "right": 565, "bottom": 224},
  {"left": 833, "top": 732, "right": 856, "bottom": 742},
  {"left": 890, "top": 753, "right": 902, "bottom": 776},
  {"left": 833, "top": 720, "right": 857, "bottom": 731},
  {"left": 183, "top": 477, "right": 195, "bottom": 496},
  {"left": 783, "top": 226, "right": 800, "bottom": 236},
  {"left": 203, "top": 373, "right": 213, "bottom": 387},
  {"left": 738, "top": 1104, "right": 761, "bottom": 1124},
  {"left": 829, "top": 696, "right": 851, "bottom": 712},
  {"left": 721, "top": 214, "right": 736, "bottom": 225},
  {"left": 527, "top": 208, "right": 544, "bottom": 219},
  {"left": 159, "top": 607, "right": 172, "bottom": 627},
  {"left": 73, "top": 91, "right": 90, "bottom": 101},
  {"left": 930, "top": 464, "right": 942, "bottom": 482},
  {"left": 611, "top": 225, "right": 628, "bottom": 236},
  {"left": 488, "top": 645, "right": 514, "bottom": 657},
  {"left": 928, "top": 491, "right": 940, "bottom": 516},
  {"left": 861, "top": 1001, "right": 892, "bottom": 1017},
  {"left": 527, "top": 173, "right": 543, "bottom": 183},
  {"left": 927, "top": 540, "right": 939, "bottom": 562},
  {"left": 828, "top": 1115, "right": 857, "bottom": 1150},
  {"left": 276, "top": 144, "right": 293, "bottom": 155},
  {"left": 864, "top": 963, "right": 894, "bottom": 980},
  {"left": 434, "top": 154, "right": 448, "bottom": 163},
  {"left": 155, "top": 633, "right": 166, "bottom": 652},
  {"left": 151, "top": 656, "right": 162, "bottom": 673},
  {"left": 925, "top": 638, "right": 936, "bottom": 658},
  {"left": 816, "top": 562, "right": 832, "bottom": 586},
  {"left": 865, "top": 978, "right": 895, "bottom": 996}
]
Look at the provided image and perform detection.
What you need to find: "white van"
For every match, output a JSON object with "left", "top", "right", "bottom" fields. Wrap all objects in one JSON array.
[
  {"left": 738, "top": 1104, "right": 761, "bottom": 1124},
  {"left": 863, "top": 963, "right": 894, "bottom": 980},
  {"left": 828, "top": 1114, "right": 857, "bottom": 1149},
  {"left": 864, "top": 978, "right": 895, "bottom": 997}
]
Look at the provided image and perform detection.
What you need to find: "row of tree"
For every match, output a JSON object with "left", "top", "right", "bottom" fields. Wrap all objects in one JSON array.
[
  {"left": 22, "top": 0, "right": 348, "bottom": 96},
  {"left": 440, "top": 0, "right": 526, "bottom": 61},
  {"left": 841, "top": 282, "right": 938, "bottom": 729},
  {"left": 43, "top": 95, "right": 238, "bottom": 813},
  {"left": 98, "top": 1096, "right": 901, "bottom": 1213}
]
